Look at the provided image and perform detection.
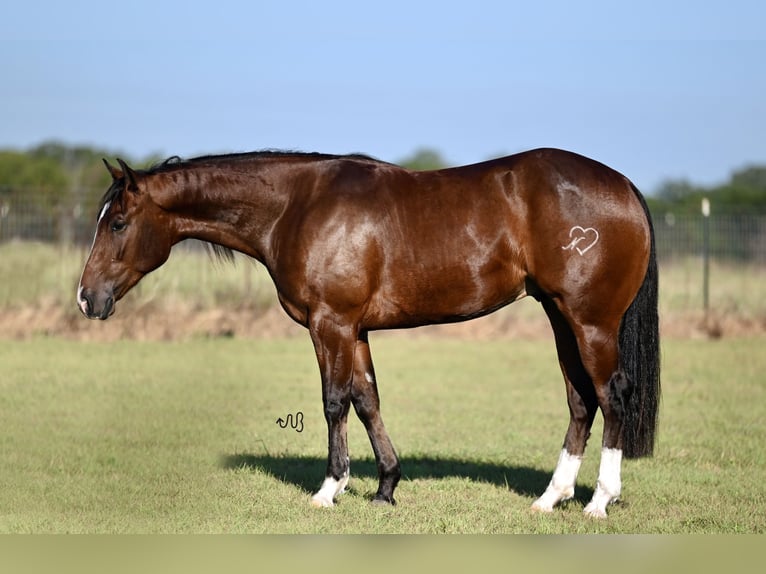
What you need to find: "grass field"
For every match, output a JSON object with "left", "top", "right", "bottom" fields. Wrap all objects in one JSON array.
[{"left": 1, "top": 335, "right": 764, "bottom": 533}]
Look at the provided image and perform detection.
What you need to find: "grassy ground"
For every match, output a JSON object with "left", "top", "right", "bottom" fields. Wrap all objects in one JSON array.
[{"left": 1, "top": 336, "right": 764, "bottom": 533}]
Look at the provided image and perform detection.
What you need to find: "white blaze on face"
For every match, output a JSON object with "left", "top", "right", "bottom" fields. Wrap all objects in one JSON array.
[
  {"left": 76, "top": 200, "right": 112, "bottom": 313},
  {"left": 97, "top": 200, "right": 112, "bottom": 224}
]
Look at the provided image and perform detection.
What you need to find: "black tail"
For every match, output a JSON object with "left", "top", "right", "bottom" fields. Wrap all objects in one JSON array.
[{"left": 619, "top": 185, "right": 661, "bottom": 458}]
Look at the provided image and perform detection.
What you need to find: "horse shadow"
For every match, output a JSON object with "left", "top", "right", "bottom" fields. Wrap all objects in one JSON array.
[{"left": 219, "top": 453, "right": 595, "bottom": 504}]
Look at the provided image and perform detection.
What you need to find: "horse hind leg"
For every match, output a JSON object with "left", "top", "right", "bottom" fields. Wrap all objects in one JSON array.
[
  {"left": 583, "top": 368, "right": 629, "bottom": 518},
  {"left": 532, "top": 296, "right": 599, "bottom": 513},
  {"left": 570, "top": 320, "right": 626, "bottom": 518}
]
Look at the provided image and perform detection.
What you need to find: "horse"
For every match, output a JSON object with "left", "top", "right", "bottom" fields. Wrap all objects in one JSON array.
[{"left": 76, "top": 147, "right": 660, "bottom": 518}]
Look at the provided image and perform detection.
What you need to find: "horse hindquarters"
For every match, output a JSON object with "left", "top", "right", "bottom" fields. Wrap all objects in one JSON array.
[{"left": 531, "top": 186, "right": 660, "bottom": 517}]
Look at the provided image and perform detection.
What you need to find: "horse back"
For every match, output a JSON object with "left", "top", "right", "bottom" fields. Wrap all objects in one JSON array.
[{"left": 269, "top": 149, "right": 650, "bottom": 330}]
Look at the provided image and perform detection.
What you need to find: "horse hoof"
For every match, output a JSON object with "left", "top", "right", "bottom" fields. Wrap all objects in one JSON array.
[
  {"left": 310, "top": 495, "right": 334, "bottom": 508},
  {"left": 372, "top": 495, "right": 395, "bottom": 506},
  {"left": 531, "top": 496, "right": 553, "bottom": 514},
  {"left": 530, "top": 499, "right": 554, "bottom": 513},
  {"left": 583, "top": 504, "right": 608, "bottom": 519}
]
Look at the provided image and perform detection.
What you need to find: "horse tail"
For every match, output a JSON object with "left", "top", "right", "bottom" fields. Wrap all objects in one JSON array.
[{"left": 619, "top": 184, "right": 661, "bottom": 458}]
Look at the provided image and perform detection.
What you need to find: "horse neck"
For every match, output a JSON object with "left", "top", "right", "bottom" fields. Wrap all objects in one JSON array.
[{"left": 152, "top": 162, "right": 292, "bottom": 262}]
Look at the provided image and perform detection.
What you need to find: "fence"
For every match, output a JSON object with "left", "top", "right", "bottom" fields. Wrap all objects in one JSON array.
[
  {"left": 655, "top": 212, "right": 766, "bottom": 263},
  {"left": 2, "top": 187, "right": 766, "bottom": 263},
  {"left": 0, "top": 188, "right": 100, "bottom": 245}
]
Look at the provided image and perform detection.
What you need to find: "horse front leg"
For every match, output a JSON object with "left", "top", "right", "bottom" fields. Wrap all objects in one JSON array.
[
  {"left": 309, "top": 314, "right": 355, "bottom": 508},
  {"left": 350, "top": 331, "right": 401, "bottom": 504}
]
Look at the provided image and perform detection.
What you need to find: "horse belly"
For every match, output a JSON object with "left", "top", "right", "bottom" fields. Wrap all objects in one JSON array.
[{"left": 367, "top": 247, "right": 526, "bottom": 329}]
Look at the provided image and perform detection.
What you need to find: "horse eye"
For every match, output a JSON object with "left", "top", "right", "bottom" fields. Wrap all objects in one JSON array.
[{"left": 110, "top": 219, "right": 127, "bottom": 233}]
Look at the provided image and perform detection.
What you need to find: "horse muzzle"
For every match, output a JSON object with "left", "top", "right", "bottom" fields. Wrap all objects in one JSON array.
[{"left": 77, "top": 286, "right": 115, "bottom": 320}]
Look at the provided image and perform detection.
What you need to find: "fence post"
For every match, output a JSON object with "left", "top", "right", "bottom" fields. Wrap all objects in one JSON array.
[{"left": 701, "top": 198, "right": 711, "bottom": 317}]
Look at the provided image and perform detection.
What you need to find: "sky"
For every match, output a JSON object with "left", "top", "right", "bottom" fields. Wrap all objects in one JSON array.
[{"left": 1, "top": 0, "right": 764, "bottom": 194}]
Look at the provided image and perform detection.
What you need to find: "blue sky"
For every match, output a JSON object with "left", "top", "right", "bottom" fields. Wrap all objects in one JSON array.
[{"left": 1, "top": 0, "right": 764, "bottom": 193}]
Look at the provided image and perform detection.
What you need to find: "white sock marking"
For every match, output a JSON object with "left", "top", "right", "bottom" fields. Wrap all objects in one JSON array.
[
  {"left": 531, "top": 449, "right": 583, "bottom": 512},
  {"left": 584, "top": 447, "right": 622, "bottom": 518},
  {"left": 310, "top": 459, "right": 350, "bottom": 508}
]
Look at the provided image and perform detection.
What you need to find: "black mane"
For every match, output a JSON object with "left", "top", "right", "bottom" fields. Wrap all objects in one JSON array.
[
  {"left": 97, "top": 149, "right": 385, "bottom": 263},
  {"left": 145, "top": 150, "right": 387, "bottom": 175},
  {"left": 99, "top": 150, "right": 383, "bottom": 213}
]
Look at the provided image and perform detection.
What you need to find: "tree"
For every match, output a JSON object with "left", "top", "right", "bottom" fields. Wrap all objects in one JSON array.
[
  {"left": 0, "top": 142, "right": 131, "bottom": 242},
  {"left": 730, "top": 166, "right": 766, "bottom": 191},
  {"left": 649, "top": 167, "right": 766, "bottom": 216},
  {"left": 0, "top": 150, "right": 68, "bottom": 195},
  {"left": 397, "top": 148, "right": 449, "bottom": 171}
]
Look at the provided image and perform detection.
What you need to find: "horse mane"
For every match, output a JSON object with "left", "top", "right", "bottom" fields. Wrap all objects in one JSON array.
[
  {"left": 204, "top": 242, "right": 237, "bottom": 265},
  {"left": 98, "top": 150, "right": 386, "bottom": 264},
  {"left": 145, "top": 150, "right": 388, "bottom": 175},
  {"left": 153, "top": 151, "right": 389, "bottom": 264}
]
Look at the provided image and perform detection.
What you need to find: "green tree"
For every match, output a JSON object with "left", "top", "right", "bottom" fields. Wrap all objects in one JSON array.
[
  {"left": 0, "top": 142, "right": 134, "bottom": 243},
  {"left": 397, "top": 148, "right": 449, "bottom": 171},
  {"left": 0, "top": 150, "right": 68, "bottom": 195},
  {"left": 649, "top": 166, "right": 766, "bottom": 216}
]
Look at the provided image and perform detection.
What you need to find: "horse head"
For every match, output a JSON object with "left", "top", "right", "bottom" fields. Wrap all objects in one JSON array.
[{"left": 77, "top": 159, "right": 174, "bottom": 319}]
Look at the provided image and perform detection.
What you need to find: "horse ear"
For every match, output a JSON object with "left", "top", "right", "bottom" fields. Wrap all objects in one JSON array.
[
  {"left": 116, "top": 158, "right": 139, "bottom": 193},
  {"left": 103, "top": 159, "right": 123, "bottom": 181}
]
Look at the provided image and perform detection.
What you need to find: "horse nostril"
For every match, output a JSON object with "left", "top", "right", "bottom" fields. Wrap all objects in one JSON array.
[
  {"left": 77, "top": 287, "right": 114, "bottom": 319},
  {"left": 100, "top": 296, "right": 115, "bottom": 320},
  {"left": 77, "top": 288, "right": 93, "bottom": 317}
]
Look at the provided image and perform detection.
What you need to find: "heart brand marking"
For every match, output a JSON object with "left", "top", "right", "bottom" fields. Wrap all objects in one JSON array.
[{"left": 562, "top": 226, "right": 600, "bottom": 255}]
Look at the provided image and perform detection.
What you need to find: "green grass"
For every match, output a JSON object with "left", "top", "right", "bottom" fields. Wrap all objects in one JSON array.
[
  {"left": 1, "top": 336, "right": 764, "bottom": 533},
  {"left": 658, "top": 256, "right": 766, "bottom": 316}
]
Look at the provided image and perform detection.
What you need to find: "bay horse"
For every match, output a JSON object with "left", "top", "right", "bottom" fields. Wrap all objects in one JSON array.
[{"left": 77, "top": 148, "right": 660, "bottom": 518}]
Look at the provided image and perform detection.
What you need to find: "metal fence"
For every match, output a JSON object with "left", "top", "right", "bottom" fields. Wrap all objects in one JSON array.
[
  {"left": 3, "top": 187, "right": 766, "bottom": 263},
  {"left": 1, "top": 188, "right": 112, "bottom": 246},
  {"left": 654, "top": 212, "right": 766, "bottom": 263}
]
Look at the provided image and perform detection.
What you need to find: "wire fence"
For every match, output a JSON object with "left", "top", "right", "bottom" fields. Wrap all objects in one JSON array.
[
  {"left": 0, "top": 188, "right": 99, "bottom": 245},
  {"left": 2, "top": 187, "right": 766, "bottom": 263},
  {"left": 655, "top": 212, "right": 766, "bottom": 263}
]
